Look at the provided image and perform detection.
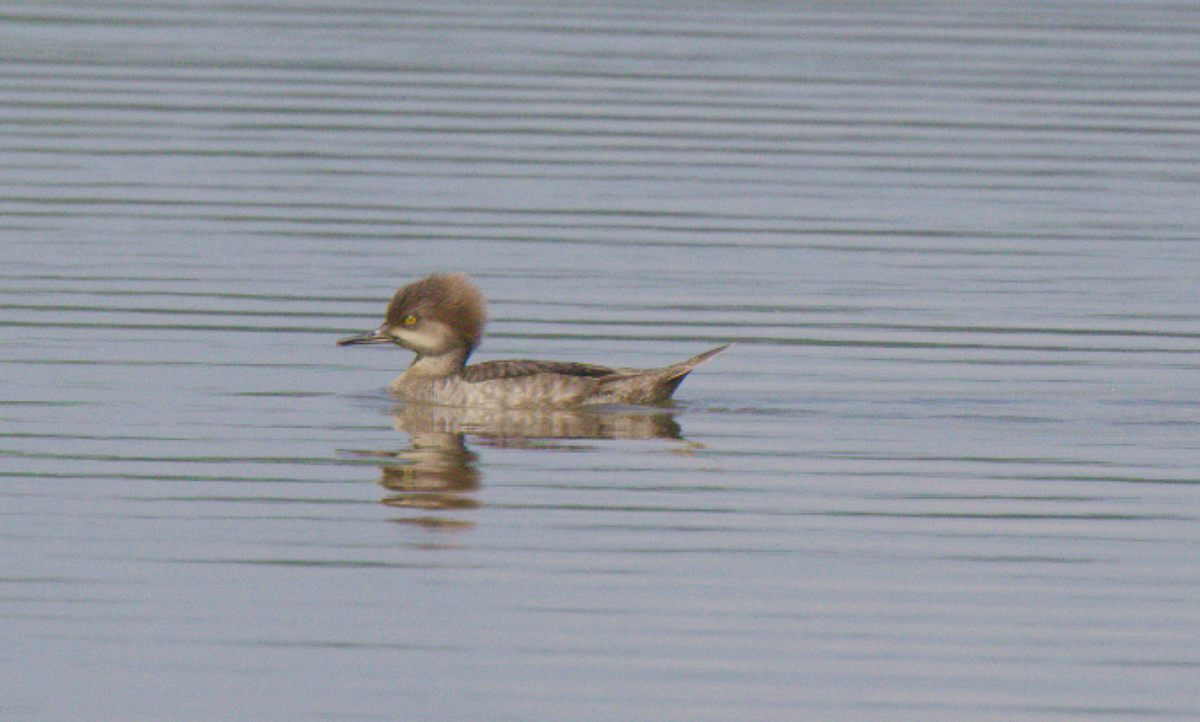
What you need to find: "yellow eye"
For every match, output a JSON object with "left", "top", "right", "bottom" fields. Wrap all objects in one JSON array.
[{"left": 402, "top": 314, "right": 418, "bottom": 326}]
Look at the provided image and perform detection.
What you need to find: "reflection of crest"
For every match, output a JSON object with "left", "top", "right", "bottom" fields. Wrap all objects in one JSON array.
[{"left": 345, "top": 403, "right": 691, "bottom": 527}]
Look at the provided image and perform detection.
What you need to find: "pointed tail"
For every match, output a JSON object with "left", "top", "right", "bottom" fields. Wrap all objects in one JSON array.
[{"left": 656, "top": 343, "right": 733, "bottom": 395}]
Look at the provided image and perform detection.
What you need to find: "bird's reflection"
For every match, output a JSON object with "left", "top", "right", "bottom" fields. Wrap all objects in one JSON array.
[
  {"left": 394, "top": 403, "right": 683, "bottom": 444},
  {"left": 348, "top": 403, "right": 687, "bottom": 527}
]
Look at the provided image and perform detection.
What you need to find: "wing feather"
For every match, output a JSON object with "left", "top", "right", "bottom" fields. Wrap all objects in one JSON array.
[{"left": 462, "top": 359, "right": 623, "bottom": 382}]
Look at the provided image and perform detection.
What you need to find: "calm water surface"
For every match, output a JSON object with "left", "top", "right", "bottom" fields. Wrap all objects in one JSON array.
[{"left": 4, "top": 2, "right": 1200, "bottom": 721}]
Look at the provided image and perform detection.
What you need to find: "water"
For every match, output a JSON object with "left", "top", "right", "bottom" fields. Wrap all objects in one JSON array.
[{"left": 4, "top": 2, "right": 1200, "bottom": 720}]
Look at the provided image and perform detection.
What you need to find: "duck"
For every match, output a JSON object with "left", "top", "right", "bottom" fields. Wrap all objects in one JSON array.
[{"left": 338, "top": 273, "right": 728, "bottom": 409}]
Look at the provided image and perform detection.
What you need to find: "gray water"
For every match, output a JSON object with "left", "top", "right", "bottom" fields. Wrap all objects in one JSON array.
[{"left": 4, "top": 2, "right": 1200, "bottom": 721}]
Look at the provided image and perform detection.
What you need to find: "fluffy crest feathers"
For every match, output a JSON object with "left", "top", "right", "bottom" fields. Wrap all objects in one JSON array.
[{"left": 385, "top": 273, "right": 487, "bottom": 352}]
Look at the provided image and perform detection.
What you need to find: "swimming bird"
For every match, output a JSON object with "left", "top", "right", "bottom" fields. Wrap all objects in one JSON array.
[{"left": 338, "top": 273, "right": 728, "bottom": 409}]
